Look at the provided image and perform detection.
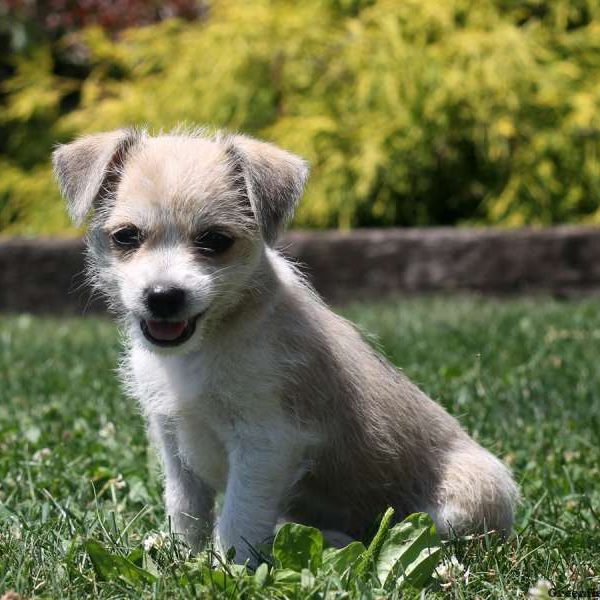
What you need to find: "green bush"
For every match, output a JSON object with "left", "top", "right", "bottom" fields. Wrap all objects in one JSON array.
[{"left": 2, "top": 0, "right": 600, "bottom": 234}]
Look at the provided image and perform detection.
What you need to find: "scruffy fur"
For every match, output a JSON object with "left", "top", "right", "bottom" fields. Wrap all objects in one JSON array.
[{"left": 53, "top": 128, "right": 519, "bottom": 563}]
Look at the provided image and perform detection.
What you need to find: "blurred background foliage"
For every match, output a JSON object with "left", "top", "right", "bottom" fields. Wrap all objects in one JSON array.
[{"left": 1, "top": 0, "right": 600, "bottom": 234}]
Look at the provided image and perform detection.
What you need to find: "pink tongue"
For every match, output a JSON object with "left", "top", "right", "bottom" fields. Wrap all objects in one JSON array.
[{"left": 146, "top": 320, "right": 187, "bottom": 341}]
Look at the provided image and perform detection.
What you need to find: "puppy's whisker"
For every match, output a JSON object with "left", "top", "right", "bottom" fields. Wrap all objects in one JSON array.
[{"left": 80, "top": 287, "right": 103, "bottom": 316}]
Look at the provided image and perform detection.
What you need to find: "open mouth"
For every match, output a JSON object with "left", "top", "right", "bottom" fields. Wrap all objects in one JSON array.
[{"left": 140, "top": 316, "right": 199, "bottom": 347}]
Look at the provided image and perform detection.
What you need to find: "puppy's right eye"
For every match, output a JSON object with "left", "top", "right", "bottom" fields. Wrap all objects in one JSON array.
[
  {"left": 111, "top": 226, "right": 143, "bottom": 250},
  {"left": 194, "top": 230, "right": 234, "bottom": 256}
]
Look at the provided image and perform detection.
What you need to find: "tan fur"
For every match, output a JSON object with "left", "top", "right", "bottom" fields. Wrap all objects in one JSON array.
[{"left": 53, "top": 128, "right": 519, "bottom": 563}]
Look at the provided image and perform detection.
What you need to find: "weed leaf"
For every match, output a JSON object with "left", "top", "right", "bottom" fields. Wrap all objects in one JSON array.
[
  {"left": 322, "top": 541, "right": 366, "bottom": 577},
  {"left": 85, "top": 539, "right": 157, "bottom": 585},
  {"left": 375, "top": 512, "right": 441, "bottom": 590},
  {"left": 273, "top": 523, "right": 324, "bottom": 573},
  {"left": 254, "top": 562, "right": 270, "bottom": 588}
]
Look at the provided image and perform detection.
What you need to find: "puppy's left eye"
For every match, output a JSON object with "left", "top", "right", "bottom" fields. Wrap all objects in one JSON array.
[
  {"left": 111, "top": 226, "right": 143, "bottom": 250},
  {"left": 194, "top": 230, "right": 235, "bottom": 256}
]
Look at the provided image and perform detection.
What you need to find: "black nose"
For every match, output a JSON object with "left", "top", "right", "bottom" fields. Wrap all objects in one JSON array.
[{"left": 144, "top": 285, "right": 186, "bottom": 318}]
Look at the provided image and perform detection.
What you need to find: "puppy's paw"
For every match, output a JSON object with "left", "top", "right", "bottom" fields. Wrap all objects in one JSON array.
[
  {"left": 213, "top": 531, "right": 255, "bottom": 567},
  {"left": 427, "top": 502, "right": 473, "bottom": 537}
]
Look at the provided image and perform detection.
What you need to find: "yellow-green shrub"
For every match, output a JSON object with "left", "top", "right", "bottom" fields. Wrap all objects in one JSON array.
[{"left": 2, "top": 0, "right": 600, "bottom": 233}]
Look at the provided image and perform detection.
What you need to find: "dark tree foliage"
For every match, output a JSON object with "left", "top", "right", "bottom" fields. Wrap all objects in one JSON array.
[{"left": 1, "top": 0, "right": 599, "bottom": 233}]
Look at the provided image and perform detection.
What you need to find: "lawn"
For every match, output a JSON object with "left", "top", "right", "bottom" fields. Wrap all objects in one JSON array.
[{"left": 1, "top": 296, "right": 599, "bottom": 598}]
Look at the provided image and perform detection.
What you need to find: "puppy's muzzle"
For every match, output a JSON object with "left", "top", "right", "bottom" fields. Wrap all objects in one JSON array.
[
  {"left": 145, "top": 285, "right": 186, "bottom": 319},
  {"left": 141, "top": 284, "right": 200, "bottom": 347}
]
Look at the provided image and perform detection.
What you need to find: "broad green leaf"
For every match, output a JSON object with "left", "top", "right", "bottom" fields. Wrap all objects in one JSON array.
[
  {"left": 273, "top": 523, "right": 324, "bottom": 573},
  {"left": 301, "top": 567, "right": 316, "bottom": 588},
  {"left": 143, "top": 552, "right": 160, "bottom": 578},
  {"left": 182, "top": 565, "right": 243, "bottom": 594},
  {"left": 322, "top": 541, "right": 366, "bottom": 576},
  {"left": 273, "top": 568, "right": 302, "bottom": 584},
  {"left": 222, "top": 563, "right": 248, "bottom": 577},
  {"left": 254, "top": 562, "right": 269, "bottom": 588},
  {"left": 127, "top": 547, "right": 143, "bottom": 567},
  {"left": 85, "top": 539, "right": 157, "bottom": 585},
  {"left": 375, "top": 512, "right": 441, "bottom": 590}
]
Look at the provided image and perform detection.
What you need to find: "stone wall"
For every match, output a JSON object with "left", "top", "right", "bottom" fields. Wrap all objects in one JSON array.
[{"left": 1, "top": 226, "right": 599, "bottom": 314}]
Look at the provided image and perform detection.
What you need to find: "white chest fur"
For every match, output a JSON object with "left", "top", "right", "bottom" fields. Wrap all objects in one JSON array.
[{"left": 125, "top": 332, "right": 315, "bottom": 493}]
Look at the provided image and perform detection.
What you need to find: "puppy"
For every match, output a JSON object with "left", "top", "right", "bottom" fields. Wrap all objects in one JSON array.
[{"left": 53, "top": 128, "right": 518, "bottom": 563}]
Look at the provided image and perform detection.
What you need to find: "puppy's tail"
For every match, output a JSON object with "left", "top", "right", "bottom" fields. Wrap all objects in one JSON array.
[{"left": 427, "top": 440, "right": 519, "bottom": 536}]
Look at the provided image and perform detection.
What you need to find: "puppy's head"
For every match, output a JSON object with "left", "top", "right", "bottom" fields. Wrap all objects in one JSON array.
[{"left": 53, "top": 128, "right": 308, "bottom": 352}]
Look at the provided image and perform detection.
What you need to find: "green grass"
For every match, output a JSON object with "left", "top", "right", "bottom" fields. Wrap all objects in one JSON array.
[{"left": 1, "top": 296, "right": 599, "bottom": 598}]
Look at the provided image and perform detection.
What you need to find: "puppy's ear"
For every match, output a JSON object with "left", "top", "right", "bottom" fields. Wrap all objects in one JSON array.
[
  {"left": 52, "top": 128, "right": 142, "bottom": 224},
  {"left": 226, "top": 134, "right": 309, "bottom": 245}
]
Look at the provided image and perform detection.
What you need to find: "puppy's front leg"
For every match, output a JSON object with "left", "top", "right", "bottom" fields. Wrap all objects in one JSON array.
[
  {"left": 149, "top": 416, "right": 215, "bottom": 551},
  {"left": 216, "top": 435, "right": 305, "bottom": 565}
]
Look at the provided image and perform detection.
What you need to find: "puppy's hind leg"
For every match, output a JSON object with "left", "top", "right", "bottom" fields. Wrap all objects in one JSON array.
[
  {"left": 149, "top": 416, "right": 215, "bottom": 552},
  {"left": 427, "top": 439, "right": 519, "bottom": 537}
]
